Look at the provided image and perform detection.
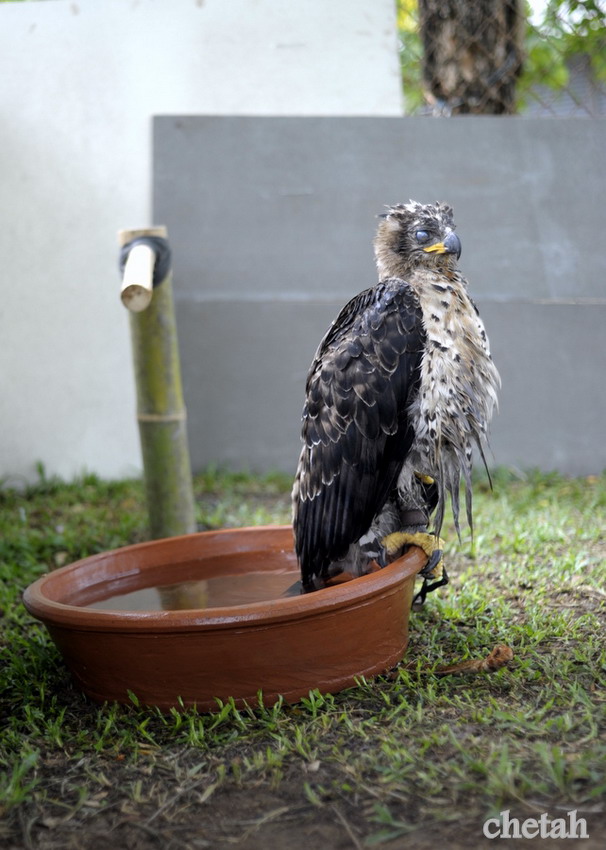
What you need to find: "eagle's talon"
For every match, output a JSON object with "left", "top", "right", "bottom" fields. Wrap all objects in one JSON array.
[
  {"left": 421, "top": 548, "right": 443, "bottom": 579},
  {"left": 413, "top": 580, "right": 430, "bottom": 606},
  {"left": 413, "top": 565, "right": 449, "bottom": 606},
  {"left": 380, "top": 531, "right": 448, "bottom": 604},
  {"left": 376, "top": 547, "right": 390, "bottom": 569}
]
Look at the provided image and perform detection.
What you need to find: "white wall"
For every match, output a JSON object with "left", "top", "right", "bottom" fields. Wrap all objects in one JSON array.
[{"left": 0, "top": 0, "right": 402, "bottom": 484}]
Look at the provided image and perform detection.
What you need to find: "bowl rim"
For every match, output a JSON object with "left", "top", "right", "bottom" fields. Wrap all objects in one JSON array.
[{"left": 22, "top": 524, "right": 427, "bottom": 633}]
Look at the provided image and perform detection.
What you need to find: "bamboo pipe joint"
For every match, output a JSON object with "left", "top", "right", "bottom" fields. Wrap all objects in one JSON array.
[{"left": 118, "top": 228, "right": 172, "bottom": 312}]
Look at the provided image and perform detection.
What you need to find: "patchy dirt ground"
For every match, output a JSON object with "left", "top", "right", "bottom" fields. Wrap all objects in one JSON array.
[
  {"left": 5, "top": 769, "right": 606, "bottom": 850},
  {"left": 3, "top": 677, "right": 605, "bottom": 850}
]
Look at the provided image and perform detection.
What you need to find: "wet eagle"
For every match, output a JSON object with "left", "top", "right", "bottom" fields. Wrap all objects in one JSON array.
[{"left": 292, "top": 201, "right": 500, "bottom": 599}]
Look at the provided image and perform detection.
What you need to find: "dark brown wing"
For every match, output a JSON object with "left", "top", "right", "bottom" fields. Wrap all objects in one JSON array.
[{"left": 293, "top": 279, "right": 425, "bottom": 586}]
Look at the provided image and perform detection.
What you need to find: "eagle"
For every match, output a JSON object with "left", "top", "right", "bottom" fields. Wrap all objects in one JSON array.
[{"left": 292, "top": 201, "right": 500, "bottom": 600}]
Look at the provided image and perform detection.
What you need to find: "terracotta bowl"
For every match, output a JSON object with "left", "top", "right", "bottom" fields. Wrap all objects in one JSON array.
[{"left": 23, "top": 525, "right": 426, "bottom": 712}]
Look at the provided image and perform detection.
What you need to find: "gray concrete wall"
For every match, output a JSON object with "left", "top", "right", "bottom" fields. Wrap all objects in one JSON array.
[
  {"left": 0, "top": 0, "right": 401, "bottom": 484},
  {"left": 153, "top": 116, "right": 606, "bottom": 477}
]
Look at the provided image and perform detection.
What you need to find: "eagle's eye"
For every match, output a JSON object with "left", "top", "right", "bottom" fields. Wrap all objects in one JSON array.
[{"left": 415, "top": 230, "right": 430, "bottom": 244}]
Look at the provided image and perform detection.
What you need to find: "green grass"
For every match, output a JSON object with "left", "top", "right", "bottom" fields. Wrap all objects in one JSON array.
[{"left": 1, "top": 467, "right": 605, "bottom": 848}]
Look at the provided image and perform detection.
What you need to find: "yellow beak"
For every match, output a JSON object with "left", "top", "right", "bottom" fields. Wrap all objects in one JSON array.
[{"left": 423, "top": 242, "right": 447, "bottom": 254}]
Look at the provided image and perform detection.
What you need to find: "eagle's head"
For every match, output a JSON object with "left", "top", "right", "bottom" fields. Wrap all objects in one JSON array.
[{"left": 374, "top": 200, "right": 462, "bottom": 280}]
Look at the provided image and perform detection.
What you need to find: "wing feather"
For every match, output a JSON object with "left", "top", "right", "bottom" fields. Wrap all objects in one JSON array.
[{"left": 293, "top": 279, "right": 425, "bottom": 585}]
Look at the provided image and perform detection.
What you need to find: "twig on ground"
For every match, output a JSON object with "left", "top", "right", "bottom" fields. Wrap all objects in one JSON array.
[
  {"left": 389, "top": 644, "right": 514, "bottom": 679},
  {"left": 432, "top": 644, "right": 514, "bottom": 676}
]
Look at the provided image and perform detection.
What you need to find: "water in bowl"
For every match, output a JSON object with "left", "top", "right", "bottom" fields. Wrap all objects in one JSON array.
[{"left": 88, "top": 569, "right": 302, "bottom": 611}]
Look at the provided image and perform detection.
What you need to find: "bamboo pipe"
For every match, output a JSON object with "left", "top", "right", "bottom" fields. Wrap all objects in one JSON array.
[
  {"left": 118, "top": 227, "right": 196, "bottom": 540},
  {"left": 120, "top": 242, "right": 155, "bottom": 312}
]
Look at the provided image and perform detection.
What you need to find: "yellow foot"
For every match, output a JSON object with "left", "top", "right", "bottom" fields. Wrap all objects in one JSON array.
[{"left": 381, "top": 531, "right": 444, "bottom": 580}]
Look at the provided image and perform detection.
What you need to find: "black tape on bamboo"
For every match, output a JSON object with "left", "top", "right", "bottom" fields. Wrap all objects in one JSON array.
[{"left": 118, "top": 227, "right": 196, "bottom": 540}]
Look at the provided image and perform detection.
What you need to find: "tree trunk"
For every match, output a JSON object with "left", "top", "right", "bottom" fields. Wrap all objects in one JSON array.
[{"left": 419, "top": 0, "right": 524, "bottom": 114}]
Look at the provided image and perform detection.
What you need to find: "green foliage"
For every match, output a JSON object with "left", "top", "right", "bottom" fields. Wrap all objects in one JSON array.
[
  {"left": 0, "top": 751, "right": 39, "bottom": 811},
  {"left": 397, "top": 0, "right": 425, "bottom": 113},
  {"left": 549, "top": 0, "right": 606, "bottom": 80},
  {"left": 396, "top": 0, "right": 606, "bottom": 114},
  {"left": 516, "top": 0, "right": 606, "bottom": 108}
]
